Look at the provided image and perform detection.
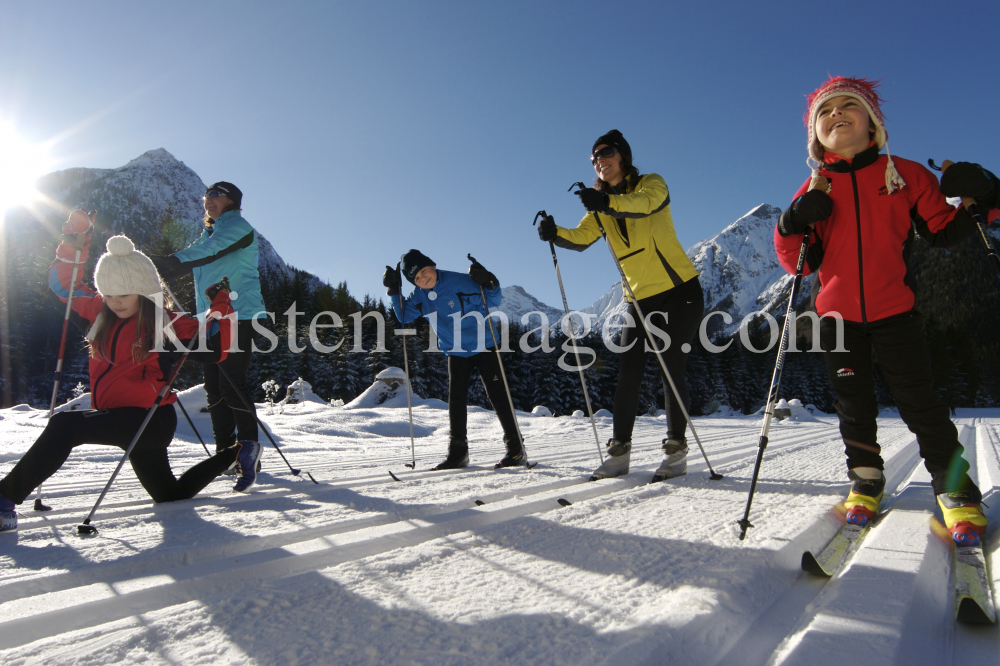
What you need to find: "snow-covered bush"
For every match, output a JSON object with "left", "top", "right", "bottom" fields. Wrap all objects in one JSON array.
[
  {"left": 531, "top": 405, "right": 552, "bottom": 417},
  {"left": 262, "top": 379, "right": 281, "bottom": 415}
]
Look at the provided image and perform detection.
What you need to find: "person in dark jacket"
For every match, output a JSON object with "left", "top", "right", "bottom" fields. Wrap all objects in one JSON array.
[
  {"left": 537, "top": 130, "right": 704, "bottom": 483},
  {"left": 152, "top": 182, "right": 263, "bottom": 455},
  {"left": 383, "top": 250, "right": 524, "bottom": 470},
  {"left": 0, "top": 217, "right": 261, "bottom": 532},
  {"left": 774, "top": 75, "right": 999, "bottom": 546}
]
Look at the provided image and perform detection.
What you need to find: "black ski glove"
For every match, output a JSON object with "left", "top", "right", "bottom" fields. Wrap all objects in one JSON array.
[
  {"left": 940, "top": 162, "right": 999, "bottom": 212},
  {"left": 383, "top": 265, "right": 401, "bottom": 296},
  {"left": 537, "top": 214, "right": 558, "bottom": 242},
  {"left": 151, "top": 255, "right": 183, "bottom": 280},
  {"left": 576, "top": 187, "right": 610, "bottom": 213},
  {"left": 469, "top": 261, "right": 498, "bottom": 289},
  {"left": 778, "top": 190, "right": 833, "bottom": 236}
]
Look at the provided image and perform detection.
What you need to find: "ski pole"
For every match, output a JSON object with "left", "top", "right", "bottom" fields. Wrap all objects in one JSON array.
[
  {"left": 217, "top": 363, "right": 318, "bottom": 484},
  {"left": 736, "top": 222, "right": 813, "bottom": 541},
  {"left": 77, "top": 314, "right": 205, "bottom": 535},
  {"left": 38, "top": 219, "right": 93, "bottom": 512},
  {"left": 568, "top": 183, "right": 722, "bottom": 481},
  {"left": 467, "top": 254, "right": 533, "bottom": 469},
  {"left": 928, "top": 159, "right": 1000, "bottom": 281},
  {"left": 394, "top": 263, "right": 418, "bottom": 469},
  {"left": 533, "top": 210, "right": 603, "bottom": 463},
  {"left": 173, "top": 390, "right": 212, "bottom": 457},
  {"left": 159, "top": 282, "right": 317, "bottom": 484}
]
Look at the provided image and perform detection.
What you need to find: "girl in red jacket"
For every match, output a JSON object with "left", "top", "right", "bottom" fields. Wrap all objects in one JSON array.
[
  {"left": 0, "top": 214, "right": 262, "bottom": 532},
  {"left": 774, "top": 76, "right": 998, "bottom": 546}
]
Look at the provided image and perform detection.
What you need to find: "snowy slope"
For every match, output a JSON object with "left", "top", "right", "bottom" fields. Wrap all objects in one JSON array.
[{"left": 1, "top": 394, "right": 997, "bottom": 665}]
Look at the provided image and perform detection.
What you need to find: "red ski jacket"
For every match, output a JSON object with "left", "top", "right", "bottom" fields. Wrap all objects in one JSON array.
[
  {"left": 49, "top": 236, "right": 234, "bottom": 410},
  {"left": 774, "top": 145, "right": 995, "bottom": 323}
]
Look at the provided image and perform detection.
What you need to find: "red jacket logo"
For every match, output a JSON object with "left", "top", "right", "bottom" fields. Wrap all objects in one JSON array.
[
  {"left": 877, "top": 185, "right": 889, "bottom": 196},
  {"left": 837, "top": 367, "right": 855, "bottom": 378}
]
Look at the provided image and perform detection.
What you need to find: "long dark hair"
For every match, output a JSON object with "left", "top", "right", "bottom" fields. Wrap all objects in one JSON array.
[
  {"left": 87, "top": 296, "right": 165, "bottom": 364},
  {"left": 593, "top": 163, "right": 641, "bottom": 194}
]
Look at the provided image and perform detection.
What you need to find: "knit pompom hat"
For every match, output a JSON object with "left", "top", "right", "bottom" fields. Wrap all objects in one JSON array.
[
  {"left": 94, "top": 235, "right": 163, "bottom": 299},
  {"left": 805, "top": 75, "right": 905, "bottom": 193}
]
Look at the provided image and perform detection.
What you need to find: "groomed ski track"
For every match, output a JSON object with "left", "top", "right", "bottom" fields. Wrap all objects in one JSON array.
[{"left": 1, "top": 403, "right": 998, "bottom": 665}]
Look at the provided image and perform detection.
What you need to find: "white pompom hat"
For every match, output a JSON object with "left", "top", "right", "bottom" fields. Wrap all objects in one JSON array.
[{"left": 94, "top": 235, "right": 163, "bottom": 299}]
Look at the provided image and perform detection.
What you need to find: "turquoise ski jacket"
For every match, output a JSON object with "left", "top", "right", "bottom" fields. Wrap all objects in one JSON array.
[{"left": 174, "top": 210, "right": 265, "bottom": 320}]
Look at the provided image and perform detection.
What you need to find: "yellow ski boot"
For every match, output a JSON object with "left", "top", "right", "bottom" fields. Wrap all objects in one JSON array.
[
  {"left": 844, "top": 467, "right": 885, "bottom": 527},
  {"left": 937, "top": 486, "right": 988, "bottom": 547}
]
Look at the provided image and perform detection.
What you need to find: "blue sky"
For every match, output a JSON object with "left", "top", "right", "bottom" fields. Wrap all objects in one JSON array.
[{"left": 2, "top": 0, "right": 997, "bottom": 310}]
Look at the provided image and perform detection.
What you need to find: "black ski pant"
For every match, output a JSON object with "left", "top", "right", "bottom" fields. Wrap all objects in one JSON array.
[
  {"left": 0, "top": 406, "right": 239, "bottom": 505},
  {"left": 819, "top": 311, "right": 973, "bottom": 495},
  {"left": 204, "top": 320, "right": 258, "bottom": 452},
  {"left": 448, "top": 347, "right": 521, "bottom": 452},
  {"left": 613, "top": 277, "right": 704, "bottom": 443}
]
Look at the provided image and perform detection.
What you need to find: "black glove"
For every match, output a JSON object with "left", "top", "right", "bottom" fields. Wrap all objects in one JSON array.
[
  {"left": 940, "top": 162, "right": 999, "bottom": 212},
  {"left": 537, "top": 213, "right": 558, "bottom": 242},
  {"left": 205, "top": 277, "right": 231, "bottom": 301},
  {"left": 469, "top": 261, "right": 498, "bottom": 289},
  {"left": 383, "top": 265, "right": 401, "bottom": 296},
  {"left": 151, "top": 255, "right": 183, "bottom": 280},
  {"left": 576, "top": 187, "right": 610, "bottom": 213},
  {"left": 778, "top": 190, "right": 833, "bottom": 236}
]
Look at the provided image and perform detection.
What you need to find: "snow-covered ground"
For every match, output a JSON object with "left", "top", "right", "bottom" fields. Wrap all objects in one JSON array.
[{"left": 1, "top": 390, "right": 998, "bottom": 665}]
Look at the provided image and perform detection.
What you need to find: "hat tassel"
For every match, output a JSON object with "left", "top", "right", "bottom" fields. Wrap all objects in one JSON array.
[{"left": 884, "top": 145, "right": 906, "bottom": 194}]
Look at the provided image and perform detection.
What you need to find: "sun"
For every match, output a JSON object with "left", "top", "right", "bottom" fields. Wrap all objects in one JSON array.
[{"left": 0, "top": 122, "right": 51, "bottom": 213}]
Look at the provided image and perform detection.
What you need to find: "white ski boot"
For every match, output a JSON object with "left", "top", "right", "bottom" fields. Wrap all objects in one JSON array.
[
  {"left": 651, "top": 438, "right": 687, "bottom": 483},
  {"left": 589, "top": 439, "right": 631, "bottom": 481}
]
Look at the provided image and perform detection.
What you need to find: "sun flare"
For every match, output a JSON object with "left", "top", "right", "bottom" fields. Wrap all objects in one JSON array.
[{"left": 0, "top": 122, "right": 51, "bottom": 213}]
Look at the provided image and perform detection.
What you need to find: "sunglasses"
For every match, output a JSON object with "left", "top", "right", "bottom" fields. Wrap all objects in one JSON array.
[
  {"left": 590, "top": 146, "right": 618, "bottom": 163},
  {"left": 204, "top": 189, "right": 229, "bottom": 199}
]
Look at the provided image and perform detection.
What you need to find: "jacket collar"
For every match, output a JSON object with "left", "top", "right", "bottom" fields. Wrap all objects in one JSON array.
[{"left": 821, "top": 143, "right": 880, "bottom": 173}]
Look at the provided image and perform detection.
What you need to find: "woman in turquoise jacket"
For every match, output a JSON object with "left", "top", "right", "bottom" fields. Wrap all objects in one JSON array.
[
  {"left": 384, "top": 249, "right": 523, "bottom": 470},
  {"left": 153, "top": 182, "right": 263, "bottom": 453}
]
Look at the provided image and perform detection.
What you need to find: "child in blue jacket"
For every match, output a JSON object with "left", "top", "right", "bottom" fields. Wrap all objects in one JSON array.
[{"left": 384, "top": 250, "right": 524, "bottom": 470}]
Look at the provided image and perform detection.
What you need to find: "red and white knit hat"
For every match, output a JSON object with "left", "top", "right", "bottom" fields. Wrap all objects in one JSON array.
[{"left": 805, "top": 75, "right": 905, "bottom": 193}]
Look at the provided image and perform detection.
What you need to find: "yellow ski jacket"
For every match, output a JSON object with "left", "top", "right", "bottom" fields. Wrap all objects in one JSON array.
[{"left": 553, "top": 173, "right": 699, "bottom": 302}]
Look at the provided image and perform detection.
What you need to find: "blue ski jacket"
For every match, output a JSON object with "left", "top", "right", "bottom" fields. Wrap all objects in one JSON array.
[
  {"left": 390, "top": 269, "right": 502, "bottom": 357},
  {"left": 173, "top": 210, "right": 265, "bottom": 320}
]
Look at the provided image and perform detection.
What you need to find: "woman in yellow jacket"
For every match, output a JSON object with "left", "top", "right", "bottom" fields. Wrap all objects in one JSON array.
[{"left": 537, "top": 130, "right": 704, "bottom": 482}]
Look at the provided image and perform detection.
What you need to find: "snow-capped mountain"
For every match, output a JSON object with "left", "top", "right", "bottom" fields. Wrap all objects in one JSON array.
[
  {"left": 27, "top": 148, "right": 310, "bottom": 288},
  {"left": 581, "top": 204, "right": 803, "bottom": 341},
  {"left": 496, "top": 284, "right": 564, "bottom": 331}
]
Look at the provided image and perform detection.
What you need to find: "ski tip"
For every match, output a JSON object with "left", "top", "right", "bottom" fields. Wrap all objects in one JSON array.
[
  {"left": 307, "top": 472, "right": 319, "bottom": 484},
  {"left": 33, "top": 500, "right": 53, "bottom": 512},
  {"left": 801, "top": 552, "right": 834, "bottom": 577},
  {"left": 527, "top": 462, "right": 538, "bottom": 469},
  {"left": 557, "top": 498, "right": 572, "bottom": 507},
  {"left": 957, "top": 597, "right": 996, "bottom": 625},
  {"left": 388, "top": 470, "right": 402, "bottom": 482},
  {"left": 474, "top": 499, "right": 486, "bottom": 506}
]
